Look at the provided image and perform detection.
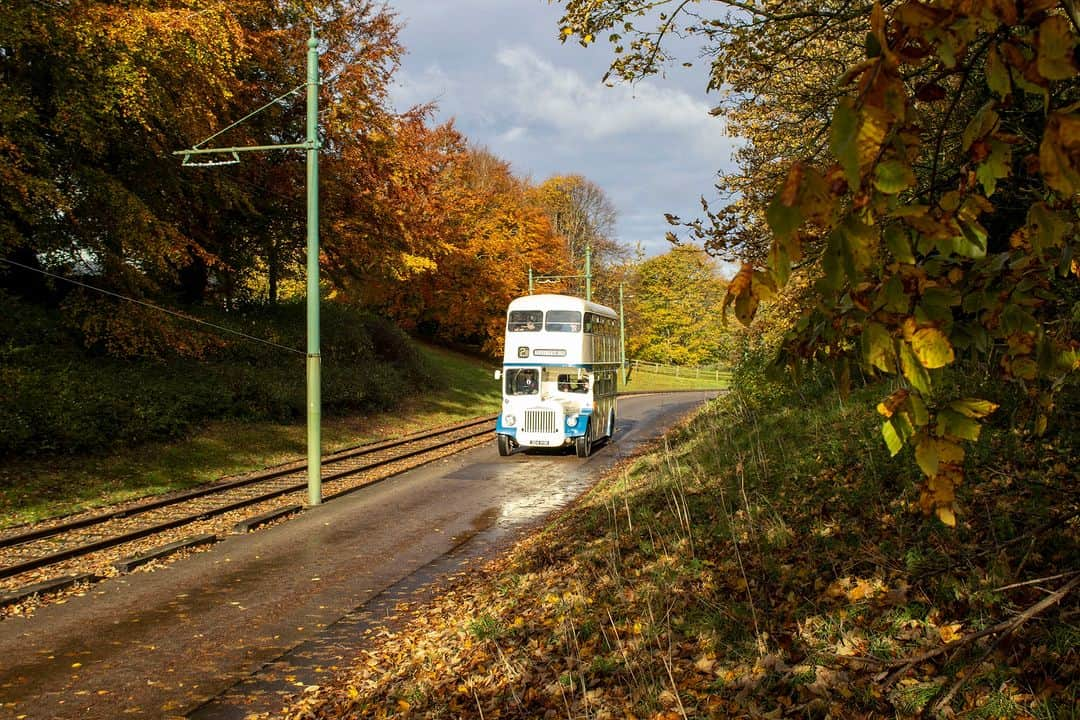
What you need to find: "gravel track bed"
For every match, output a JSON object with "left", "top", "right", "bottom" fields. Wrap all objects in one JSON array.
[{"left": 0, "top": 429, "right": 491, "bottom": 618}]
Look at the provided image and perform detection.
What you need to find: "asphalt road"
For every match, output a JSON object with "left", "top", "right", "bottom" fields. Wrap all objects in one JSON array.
[{"left": 0, "top": 392, "right": 715, "bottom": 720}]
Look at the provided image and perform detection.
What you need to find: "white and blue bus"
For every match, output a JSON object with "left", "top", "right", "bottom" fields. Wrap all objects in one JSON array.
[{"left": 495, "top": 294, "right": 620, "bottom": 457}]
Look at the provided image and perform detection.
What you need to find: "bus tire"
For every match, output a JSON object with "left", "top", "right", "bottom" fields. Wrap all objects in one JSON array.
[
  {"left": 497, "top": 434, "right": 512, "bottom": 457},
  {"left": 575, "top": 426, "right": 592, "bottom": 458}
]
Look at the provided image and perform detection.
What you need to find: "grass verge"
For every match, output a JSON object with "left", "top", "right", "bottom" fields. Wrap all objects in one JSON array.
[{"left": 623, "top": 367, "right": 729, "bottom": 392}]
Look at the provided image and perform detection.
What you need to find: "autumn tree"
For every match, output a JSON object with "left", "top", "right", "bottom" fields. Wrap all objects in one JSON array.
[
  {"left": 624, "top": 244, "right": 729, "bottom": 366},
  {"left": 378, "top": 146, "right": 573, "bottom": 355},
  {"left": 535, "top": 175, "right": 628, "bottom": 299},
  {"left": 0, "top": 1, "right": 442, "bottom": 356},
  {"left": 0, "top": 0, "right": 253, "bottom": 287},
  {"left": 558, "top": 0, "right": 1080, "bottom": 523},
  {"left": 556, "top": 0, "right": 872, "bottom": 269}
]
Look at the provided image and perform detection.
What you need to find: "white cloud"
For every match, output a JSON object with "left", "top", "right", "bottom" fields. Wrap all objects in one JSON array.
[
  {"left": 498, "top": 126, "right": 529, "bottom": 143},
  {"left": 493, "top": 46, "right": 732, "bottom": 156},
  {"left": 385, "top": 0, "right": 739, "bottom": 256}
]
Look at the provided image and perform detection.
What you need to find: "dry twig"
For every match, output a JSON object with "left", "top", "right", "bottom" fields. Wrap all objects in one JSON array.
[{"left": 881, "top": 575, "right": 1080, "bottom": 688}]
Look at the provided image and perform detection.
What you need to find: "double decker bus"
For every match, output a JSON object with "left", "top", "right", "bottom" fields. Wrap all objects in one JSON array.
[{"left": 494, "top": 294, "right": 620, "bottom": 457}]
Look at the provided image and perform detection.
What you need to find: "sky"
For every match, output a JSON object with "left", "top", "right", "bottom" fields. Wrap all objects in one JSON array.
[{"left": 383, "top": 0, "right": 740, "bottom": 258}]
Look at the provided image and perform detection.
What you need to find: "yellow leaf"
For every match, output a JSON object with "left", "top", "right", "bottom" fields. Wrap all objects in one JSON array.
[
  {"left": 900, "top": 341, "right": 932, "bottom": 394},
  {"left": 863, "top": 323, "right": 897, "bottom": 373},
  {"left": 914, "top": 436, "right": 939, "bottom": 477},
  {"left": 936, "top": 506, "right": 957, "bottom": 527},
  {"left": 937, "top": 622, "right": 963, "bottom": 642},
  {"left": 948, "top": 398, "right": 999, "bottom": 419},
  {"left": 858, "top": 106, "right": 890, "bottom": 171},
  {"left": 876, "top": 388, "right": 909, "bottom": 418},
  {"left": 910, "top": 327, "right": 954, "bottom": 368}
]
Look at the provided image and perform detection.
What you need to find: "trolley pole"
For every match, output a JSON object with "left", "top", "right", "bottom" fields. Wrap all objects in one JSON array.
[
  {"left": 305, "top": 26, "right": 322, "bottom": 506},
  {"left": 528, "top": 268, "right": 534, "bottom": 294}
]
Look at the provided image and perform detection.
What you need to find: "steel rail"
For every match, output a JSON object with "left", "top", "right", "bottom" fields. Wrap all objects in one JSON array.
[
  {"left": 0, "top": 415, "right": 496, "bottom": 551},
  {"left": 0, "top": 419, "right": 495, "bottom": 580}
]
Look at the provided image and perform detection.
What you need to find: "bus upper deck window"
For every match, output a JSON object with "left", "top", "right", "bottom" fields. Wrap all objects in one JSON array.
[
  {"left": 545, "top": 310, "right": 582, "bottom": 332},
  {"left": 508, "top": 310, "right": 543, "bottom": 332}
]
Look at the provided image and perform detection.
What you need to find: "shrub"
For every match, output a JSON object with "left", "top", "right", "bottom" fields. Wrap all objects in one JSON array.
[{"left": 0, "top": 296, "right": 438, "bottom": 458}]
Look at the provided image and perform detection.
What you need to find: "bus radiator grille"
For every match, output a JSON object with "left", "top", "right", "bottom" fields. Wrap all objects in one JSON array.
[{"left": 524, "top": 409, "right": 557, "bottom": 433}]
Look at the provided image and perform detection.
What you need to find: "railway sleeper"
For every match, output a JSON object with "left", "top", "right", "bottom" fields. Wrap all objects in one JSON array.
[
  {"left": 0, "top": 572, "right": 100, "bottom": 609},
  {"left": 233, "top": 504, "right": 304, "bottom": 533},
  {"left": 112, "top": 533, "right": 219, "bottom": 573}
]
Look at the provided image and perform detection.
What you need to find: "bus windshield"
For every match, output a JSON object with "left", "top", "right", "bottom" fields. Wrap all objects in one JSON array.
[
  {"left": 545, "top": 310, "right": 581, "bottom": 332},
  {"left": 505, "top": 368, "right": 539, "bottom": 395}
]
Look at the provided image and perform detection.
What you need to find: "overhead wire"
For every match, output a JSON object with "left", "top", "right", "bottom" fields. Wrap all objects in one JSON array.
[{"left": 0, "top": 257, "right": 306, "bottom": 356}]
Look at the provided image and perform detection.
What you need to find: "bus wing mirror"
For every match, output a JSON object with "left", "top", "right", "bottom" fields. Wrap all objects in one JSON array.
[{"left": 493, "top": 370, "right": 502, "bottom": 380}]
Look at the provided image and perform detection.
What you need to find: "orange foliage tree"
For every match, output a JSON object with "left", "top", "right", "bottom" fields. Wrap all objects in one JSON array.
[
  {"left": 0, "top": 0, "right": 414, "bottom": 356},
  {"left": 379, "top": 147, "right": 574, "bottom": 355}
]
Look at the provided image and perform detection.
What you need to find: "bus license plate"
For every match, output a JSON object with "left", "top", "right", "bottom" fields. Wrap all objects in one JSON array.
[{"left": 532, "top": 440, "right": 550, "bottom": 445}]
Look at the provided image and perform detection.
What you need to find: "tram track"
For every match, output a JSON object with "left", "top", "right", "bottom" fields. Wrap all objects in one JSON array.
[{"left": 0, "top": 415, "right": 496, "bottom": 606}]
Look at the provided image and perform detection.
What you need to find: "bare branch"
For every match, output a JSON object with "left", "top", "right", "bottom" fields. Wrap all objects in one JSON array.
[{"left": 881, "top": 575, "right": 1080, "bottom": 688}]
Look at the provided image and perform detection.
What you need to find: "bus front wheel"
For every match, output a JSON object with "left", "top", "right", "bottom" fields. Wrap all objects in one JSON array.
[
  {"left": 575, "top": 426, "right": 592, "bottom": 458},
  {"left": 497, "top": 434, "right": 512, "bottom": 457}
]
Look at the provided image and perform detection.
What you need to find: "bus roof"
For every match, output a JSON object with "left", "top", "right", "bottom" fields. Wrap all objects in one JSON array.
[{"left": 507, "top": 293, "right": 617, "bottom": 318}]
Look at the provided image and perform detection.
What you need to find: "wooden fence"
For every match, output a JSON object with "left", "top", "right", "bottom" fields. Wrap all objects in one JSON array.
[{"left": 627, "top": 359, "right": 732, "bottom": 383}]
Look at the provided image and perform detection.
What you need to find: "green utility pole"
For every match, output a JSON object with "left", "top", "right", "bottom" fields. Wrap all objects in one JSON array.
[
  {"left": 619, "top": 283, "right": 626, "bottom": 384},
  {"left": 304, "top": 27, "right": 322, "bottom": 506},
  {"left": 175, "top": 27, "right": 323, "bottom": 506}
]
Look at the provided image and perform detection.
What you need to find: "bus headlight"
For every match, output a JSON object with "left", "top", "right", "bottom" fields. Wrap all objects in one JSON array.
[
  {"left": 567, "top": 414, "right": 579, "bottom": 427},
  {"left": 504, "top": 414, "right": 516, "bottom": 427}
]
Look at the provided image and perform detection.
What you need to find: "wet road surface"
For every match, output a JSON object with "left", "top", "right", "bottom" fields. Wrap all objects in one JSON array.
[{"left": 0, "top": 392, "right": 714, "bottom": 719}]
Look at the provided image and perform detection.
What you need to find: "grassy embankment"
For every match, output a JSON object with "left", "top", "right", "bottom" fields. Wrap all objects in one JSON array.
[{"left": 283, "top": 367, "right": 1077, "bottom": 720}]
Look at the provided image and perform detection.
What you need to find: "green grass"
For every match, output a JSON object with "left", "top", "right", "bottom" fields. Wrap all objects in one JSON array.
[
  {"left": 622, "top": 366, "right": 730, "bottom": 392},
  {"left": 0, "top": 342, "right": 502, "bottom": 529}
]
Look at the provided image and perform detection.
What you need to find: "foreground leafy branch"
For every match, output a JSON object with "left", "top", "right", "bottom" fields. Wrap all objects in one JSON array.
[{"left": 726, "top": 0, "right": 1080, "bottom": 524}]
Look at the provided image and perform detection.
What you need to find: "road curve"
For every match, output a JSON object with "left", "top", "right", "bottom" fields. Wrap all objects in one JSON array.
[{"left": 0, "top": 392, "right": 715, "bottom": 720}]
